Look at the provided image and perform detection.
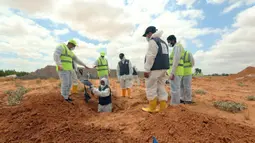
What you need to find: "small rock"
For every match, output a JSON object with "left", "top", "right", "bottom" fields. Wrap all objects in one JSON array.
[{"left": 168, "top": 128, "right": 175, "bottom": 135}]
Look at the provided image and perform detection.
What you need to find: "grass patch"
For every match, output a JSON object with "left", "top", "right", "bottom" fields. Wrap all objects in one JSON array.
[
  {"left": 247, "top": 96, "right": 255, "bottom": 101},
  {"left": 5, "top": 86, "right": 30, "bottom": 106},
  {"left": 238, "top": 82, "right": 246, "bottom": 87},
  {"left": 194, "top": 89, "right": 206, "bottom": 95},
  {"left": 213, "top": 100, "right": 247, "bottom": 113}
]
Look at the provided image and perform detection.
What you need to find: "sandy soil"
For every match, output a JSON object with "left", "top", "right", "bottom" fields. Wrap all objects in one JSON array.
[{"left": 0, "top": 67, "right": 255, "bottom": 143}]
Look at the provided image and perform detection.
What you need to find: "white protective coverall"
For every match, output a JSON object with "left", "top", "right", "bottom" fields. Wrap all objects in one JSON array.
[
  {"left": 117, "top": 57, "right": 133, "bottom": 88},
  {"left": 144, "top": 30, "right": 169, "bottom": 102},
  {"left": 180, "top": 52, "right": 195, "bottom": 102},
  {"left": 53, "top": 45, "right": 87, "bottom": 100},
  {"left": 117, "top": 57, "right": 133, "bottom": 97},
  {"left": 91, "top": 78, "right": 112, "bottom": 112},
  {"left": 169, "top": 42, "right": 184, "bottom": 105},
  {"left": 132, "top": 66, "right": 140, "bottom": 86}
]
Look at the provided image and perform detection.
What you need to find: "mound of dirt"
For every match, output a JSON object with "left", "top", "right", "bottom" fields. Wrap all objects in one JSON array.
[
  {"left": 236, "top": 66, "right": 255, "bottom": 77},
  {"left": 1, "top": 84, "right": 255, "bottom": 143}
]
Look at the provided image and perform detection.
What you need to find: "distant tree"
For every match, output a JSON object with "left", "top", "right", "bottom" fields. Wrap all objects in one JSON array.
[
  {"left": 0, "top": 70, "right": 4, "bottom": 77},
  {"left": 195, "top": 68, "right": 202, "bottom": 75}
]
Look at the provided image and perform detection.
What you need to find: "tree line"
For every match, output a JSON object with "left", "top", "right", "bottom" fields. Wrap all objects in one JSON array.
[
  {"left": 194, "top": 68, "right": 229, "bottom": 76},
  {"left": 0, "top": 70, "right": 29, "bottom": 77}
]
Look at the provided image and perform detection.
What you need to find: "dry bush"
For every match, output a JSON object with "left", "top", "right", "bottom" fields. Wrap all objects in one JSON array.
[
  {"left": 5, "top": 86, "right": 30, "bottom": 106},
  {"left": 36, "top": 79, "right": 42, "bottom": 84},
  {"left": 194, "top": 89, "right": 206, "bottom": 95},
  {"left": 213, "top": 100, "right": 247, "bottom": 113},
  {"left": 49, "top": 77, "right": 57, "bottom": 82},
  {"left": 247, "top": 96, "right": 255, "bottom": 101}
]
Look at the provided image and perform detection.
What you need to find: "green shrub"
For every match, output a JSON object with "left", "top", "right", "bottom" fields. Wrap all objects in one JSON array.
[
  {"left": 5, "top": 86, "right": 30, "bottom": 106},
  {"left": 194, "top": 89, "right": 206, "bottom": 95},
  {"left": 247, "top": 96, "right": 255, "bottom": 101},
  {"left": 213, "top": 101, "right": 247, "bottom": 113}
]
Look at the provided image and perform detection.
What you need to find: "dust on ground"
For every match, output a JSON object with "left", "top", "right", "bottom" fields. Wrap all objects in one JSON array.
[{"left": 0, "top": 67, "right": 255, "bottom": 143}]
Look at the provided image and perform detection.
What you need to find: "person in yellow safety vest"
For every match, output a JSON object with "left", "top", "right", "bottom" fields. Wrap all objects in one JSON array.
[
  {"left": 53, "top": 39, "right": 90, "bottom": 103},
  {"left": 167, "top": 35, "right": 185, "bottom": 105},
  {"left": 180, "top": 50, "right": 195, "bottom": 104},
  {"left": 94, "top": 52, "right": 110, "bottom": 85}
]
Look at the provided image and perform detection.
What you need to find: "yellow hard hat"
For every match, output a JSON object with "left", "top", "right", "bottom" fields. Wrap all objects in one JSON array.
[
  {"left": 68, "top": 39, "right": 77, "bottom": 46},
  {"left": 100, "top": 52, "right": 105, "bottom": 56}
]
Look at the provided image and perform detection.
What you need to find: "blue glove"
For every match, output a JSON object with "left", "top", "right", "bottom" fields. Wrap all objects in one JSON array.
[{"left": 83, "top": 80, "right": 93, "bottom": 87}]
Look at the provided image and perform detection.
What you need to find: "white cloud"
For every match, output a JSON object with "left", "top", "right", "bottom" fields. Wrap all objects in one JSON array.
[
  {"left": 207, "top": 0, "right": 255, "bottom": 14},
  {"left": 53, "top": 28, "right": 69, "bottom": 35},
  {"left": 0, "top": 0, "right": 229, "bottom": 73},
  {"left": 194, "top": 6, "right": 255, "bottom": 74},
  {"left": 222, "top": 1, "right": 243, "bottom": 13},
  {"left": 192, "top": 39, "right": 204, "bottom": 48},
  {"left": 206, "top": 0, "right": 225, "bottom": 4},
  {"left": 176, "top": 0, "right": 198, "bottom": 8}
]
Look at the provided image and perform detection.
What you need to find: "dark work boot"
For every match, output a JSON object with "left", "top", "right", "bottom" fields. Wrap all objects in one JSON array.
[{"left": 180, "top": 100, "right": 185, "bottom": 104}]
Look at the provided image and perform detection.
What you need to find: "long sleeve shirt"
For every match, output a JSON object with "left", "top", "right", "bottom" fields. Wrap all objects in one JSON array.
[
  {"left": 53, "top": 45, "right": 86, "bottom": 67},
  {"left": 170, "top": 43, "right": 182, "bottom": 75},
  {"left": 189, "top": 52, "right": 195, "bottom": 67},
  {"left": 92, "top": 87, "right": 110, "bottom": 97}
]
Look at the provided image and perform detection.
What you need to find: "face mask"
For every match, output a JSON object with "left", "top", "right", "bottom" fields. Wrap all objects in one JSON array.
[
  {"left": 70, "top": 47, "right": 75, "bottom": 50},
  {"left": 146, "top": 37, "right": 150, "bottom": 42},
  {"left": 168, "top": 43, "right": 173, "bottom": 47}
]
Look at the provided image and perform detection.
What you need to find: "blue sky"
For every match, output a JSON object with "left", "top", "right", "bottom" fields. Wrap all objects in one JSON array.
[{"left": 0, "top": 0, "right": 255, "bottom": 74}]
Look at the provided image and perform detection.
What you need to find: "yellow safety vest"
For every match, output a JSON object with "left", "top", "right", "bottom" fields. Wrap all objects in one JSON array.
[
  {"left": 183, "top": 51, "right": 193, "bottom": 76},
  {"left": 168, "top": 43, "right": 185, "bottom": 76},
  {"left": 56, "top": 44, "right": 74, "bottom": 71},
  {"left": 96, "top": 57, "right": 109, "bottom": 77}
]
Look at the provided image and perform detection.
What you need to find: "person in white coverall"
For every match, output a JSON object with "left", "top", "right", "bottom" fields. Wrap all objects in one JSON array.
[
  {"left": 180, "top": 50, "right": 195, "bottom": 104},
  {"left": 90, "top": 78, "right": 112, "bottom": 112},
  {"left": 141, "top": 26, "right": 170, "bottom": 112},
  {"left": 167, "top": 35, "right": 185, "bottom": 105},
  {"left": 117, "top": 53, "right": 133, "bottom": 98},
  {"left": 53, "top": 39, "right": 90, "bottom": 103},
  {"left": 132, "top": 66, "right": 140, "bottom": 86}
]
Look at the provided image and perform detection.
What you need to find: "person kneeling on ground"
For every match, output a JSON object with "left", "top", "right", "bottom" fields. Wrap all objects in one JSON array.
[{"left": 85, "top": 78, "right": 112, "bottom": 112}]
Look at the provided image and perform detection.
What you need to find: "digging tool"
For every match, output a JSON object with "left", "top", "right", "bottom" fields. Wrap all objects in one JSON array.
[{"left": 82, "top": 79, "right": 94, "bottom": 103}]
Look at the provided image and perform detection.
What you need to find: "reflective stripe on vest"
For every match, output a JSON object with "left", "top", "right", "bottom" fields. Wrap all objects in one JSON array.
[
  {"left": 56, "top": 44, "right": 74, "bottom": 71},
  {"left": 183, "top": 51, "right": 192, "bottom": 76},
  {"left": 96, "top": 57, "right": 109, "bottom": 77},
  {"left": 168, "top": 43, "right": 185, "bottom": 76}
]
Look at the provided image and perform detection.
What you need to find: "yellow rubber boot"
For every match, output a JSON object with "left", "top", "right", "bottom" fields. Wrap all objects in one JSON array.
[
  {"left": 127, "top": 88, "right": 132, "bottom": 98},
  {"left": 71, "top": 85, "right": 78, "bottom": 94},
  {"left": 158, "top": 101, "right": 167, "bottom": 111},
  {"left": 121, "top": 89, "right": 126, "bottom": 97},
  {"left": 142, "top": 98, "right": 158, "bottom": 113}
]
